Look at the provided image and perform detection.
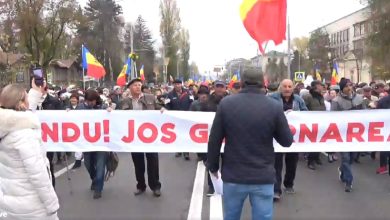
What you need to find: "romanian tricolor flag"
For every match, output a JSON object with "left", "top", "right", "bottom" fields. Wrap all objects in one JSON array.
[
  {"left": 140, "top": 65, "right": 145, "bottom": 81},
  {"left": 331, "top": 61, "right": 339, "bottom": 85},
  {"left": 82, "top": 46, "right": 106, "bottom": 79},
  {"left": 116, "top": 65, "right": 127, "bottom": 86},
  {"left": 240, "top": 0, "right": 287, "bottom": 54}
]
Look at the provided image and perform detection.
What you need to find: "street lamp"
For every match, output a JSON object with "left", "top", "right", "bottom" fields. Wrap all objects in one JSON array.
[{"left": 328, "top": 52, "right": 333, "bottom": 80}]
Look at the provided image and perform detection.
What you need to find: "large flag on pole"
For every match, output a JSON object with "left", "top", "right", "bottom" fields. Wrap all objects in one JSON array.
[
  {"left": 116, "top": 55, "right": 132, "bottom": 86},
  {"left": 82, "top": 46, "right": 106, "bottom": 79},
  {"left": 116, "top": 65, "right": 128, "bottom": 86},
  {"left": 125, "top": 55, "right": 132, "bottom": 76},
  {"left": 240, "top": 0, "right": 287, "bottom": 54}
]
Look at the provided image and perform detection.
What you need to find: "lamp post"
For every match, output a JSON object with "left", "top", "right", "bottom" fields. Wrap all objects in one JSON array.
[{"left": 328, "top": 52, "right": 333, "bottom": 80}]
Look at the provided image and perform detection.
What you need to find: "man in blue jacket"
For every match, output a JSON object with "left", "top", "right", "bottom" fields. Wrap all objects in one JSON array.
[
  {"left": 207, "top": 66, "right": 293, "bottom": 220},
  {"left": 269, "top": 79, "right": 308, "bottom": 201}
]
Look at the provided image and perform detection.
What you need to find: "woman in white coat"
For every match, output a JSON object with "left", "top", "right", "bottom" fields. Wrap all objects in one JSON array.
[{"left": 0, "top": 82, "right": 59, "bottom": 220}]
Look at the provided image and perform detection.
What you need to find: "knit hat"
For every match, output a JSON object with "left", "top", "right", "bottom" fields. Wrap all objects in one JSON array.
[
  {"left": 240, "top": 65, "right": 264, "bottom": 86},
  {"left": 339, "top": 77, "right": 351, "bottom": 91}
]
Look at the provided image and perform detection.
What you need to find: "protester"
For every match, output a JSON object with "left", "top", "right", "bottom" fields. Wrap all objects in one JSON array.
[
  {"left": 111, "top": 85, "right": 122, "bottom": 109},
  {"left": 121, "top": 78, "right": 163, "bottom": 197},
  {"left": 165, "top": 79, "right": 194, "bottom": 160},
  {"left": 361, "top": 86, "right": 379, "bottom": 109},
  {"left": 331, "top": 77, "right": 366, "bottom": 192},
  {"left": 303, "top": 80, "right": 326, "bottom": 170},
  {"left": 375, "top": 94, "right": 390, "bottom": 175},
  {"left": 0, "top": 82, "right": 60, "bottom": 220},
  {"left": 141, "top": 85, "right": 152, "bottom": 94},
  {"left": 39, "top": 84, "right": 64, "bottom": 187},
  {"left": 207, "top": 66, "right": 293, "bottom": 220},
  {"left": 200, "top": 80, "right": 228, "bottom": 196},
  {"left": 324, "top": 86, "right": 339, "bottom": 162},
  {"left": 80, "top": 89, "right": 109, "bottom": 199},
  {"left": 270, "top": 79, "right": 308, "bottom": 201},
  {"left": 230, "top": 82, "right": 241, "bottom": 95},
  {"left": 372, "top": 82, "right": 385, "bottom": 98},
  {"left": 65, "top": 93, "right": 84, "bottom": 170}
]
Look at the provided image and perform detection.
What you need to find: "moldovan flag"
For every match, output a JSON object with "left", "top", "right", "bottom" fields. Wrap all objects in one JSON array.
[
  {"left": 140, "top": 65, "right": 145, "bottom": 81},
  {"left": 240, "top": 0, "right": 287, "bottom": 54},
  {"left": 331, "top": 61, "right": 339, "bottom": 85},
  {"left": 228, "top": 74, "right": 238, "bottom": 88},
  {"left": 82, "top": 46, "right": 106, "bottom": 79},
  {"left": 116, "top": 65, "right": 127, "bottom": 86}
]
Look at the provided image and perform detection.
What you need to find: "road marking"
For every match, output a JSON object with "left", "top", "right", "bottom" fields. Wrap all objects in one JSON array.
[
  {"left": 210, "top": 194, "right": 223, "bottom": 220},
  {"left": 54, "top": 162, "right": 75, "bottom": 178},
  {"left": 187, "top": 161, "right": 206, "bottom": 220}
]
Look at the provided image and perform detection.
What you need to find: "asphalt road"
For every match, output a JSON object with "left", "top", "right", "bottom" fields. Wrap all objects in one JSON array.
[{"left": 53, "top": 153, "right": 390, "bottom": 220}]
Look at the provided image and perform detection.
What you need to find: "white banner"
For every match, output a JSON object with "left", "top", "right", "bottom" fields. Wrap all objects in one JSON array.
[{"left": 36, "top": 110, "right": 390, "bottom": 152}]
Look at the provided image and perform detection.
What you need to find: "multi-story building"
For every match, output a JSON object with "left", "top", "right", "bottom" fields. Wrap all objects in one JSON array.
[
  {"left": 316, "top": 6, "right": 373, "bottom": 83},
  {"left": 250, "top": 50, "right": 288, "bottom": 73}
]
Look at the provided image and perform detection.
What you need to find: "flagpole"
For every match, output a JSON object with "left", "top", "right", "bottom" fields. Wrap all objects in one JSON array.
[
  {"left": 82, "top": 44, "right": 86, "bottom": 91},
  {"left": 287, "top": 17, "right": 291, "bottom": 80}
]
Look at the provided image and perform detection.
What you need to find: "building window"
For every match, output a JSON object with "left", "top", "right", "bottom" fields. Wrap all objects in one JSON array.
[
  {"left": 360, "top": 22, "right": 364, "bottom": 35},
  {"left": 354, "top": 24, "right": 361, "bottom": 37},
  {"left": 346, "top": 29, "right": 349, "bottom": 42},
  {"left": 333, "top": 34, "right": 335, "bottom": 45}
]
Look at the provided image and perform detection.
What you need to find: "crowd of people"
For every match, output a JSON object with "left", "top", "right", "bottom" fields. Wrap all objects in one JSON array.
[{"left": 1, "top": 69, "right": 390, "bottom": 219}]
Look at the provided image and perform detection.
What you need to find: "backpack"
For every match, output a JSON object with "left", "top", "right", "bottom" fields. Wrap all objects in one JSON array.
[{"left": 105, "top": 152, "right": 119, "bottom": 181}]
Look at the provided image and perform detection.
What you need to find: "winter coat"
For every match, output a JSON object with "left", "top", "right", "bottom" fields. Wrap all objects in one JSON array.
[
  {"left": 0, "top": 109, "right": 59, "bottom": 220},
  {"left": 207, "top": 86, "right": 293, "bottom": 185},
  {"left": 41, "top": 94, "right": 63, "bottom": 110},
  {"left": 331, "top": 92, "right": 366, "bottom": 111},
  {"left": 121, "top": 93, "right": 161, "bottom": 110},
  {"left": 165, "top": 89, "right": 193, "bottom": 111},
  {"left": 269, "top": 92, "right": 308, "bottom": 111},
  {"left": 302, "top": 90, "right": 326, "bottom": 111},
  {"left": 376, "top": 95, "right": 390, "bottom": 109}
]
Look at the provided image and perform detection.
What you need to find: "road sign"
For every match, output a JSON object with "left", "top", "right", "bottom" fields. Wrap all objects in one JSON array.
[{"left": 294, "top": 72, "right": 305, "bottom": 82}]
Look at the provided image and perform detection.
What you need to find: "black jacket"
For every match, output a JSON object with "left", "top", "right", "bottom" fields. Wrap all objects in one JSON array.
[
  {"left": 165, "top": 89, "right": 193, "bottom": 111},
  {"left": 41, "top": 95, "right": 63, "bottom": 110},
  {"left": 377, "top": 96, "right": 390, "bottom": 109},
  {"left": 207, "top": 86, "right": 293, "bottom": 185}
]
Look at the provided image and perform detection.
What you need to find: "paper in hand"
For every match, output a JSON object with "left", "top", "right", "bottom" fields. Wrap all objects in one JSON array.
[{"left": 209, "top": 171, "right": 223, "bottom": 195}]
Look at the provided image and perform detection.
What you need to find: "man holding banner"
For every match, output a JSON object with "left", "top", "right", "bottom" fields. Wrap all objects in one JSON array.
[
  {"left": 270, "top": 79, "right": 307, "bottom": 201},
  {"left": 121, "top": 78, "right": 163, "bottom": 197},
  {"left": 331, "top": 77, "right": 366, "bottom": 192}
]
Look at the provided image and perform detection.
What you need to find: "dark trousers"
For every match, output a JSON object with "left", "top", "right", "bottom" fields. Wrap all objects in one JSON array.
[
  {"left": 198, "top": 153, "right": 213, "bottom": 188},
  {"left": 131, "top": 153, "right": 161, "bottom": 191},
  {"left": 379, "top": 152, "right": 390, "bottom": 168},
  {"left": 308, "top": 152, "right": 320, "bottom": 165},
  {"left": 46, "top": 152, "right": 55, "bottom": 188},
  {"left": 84, "top": 152, "right": 107, "bottom": 192},
  {"left": 274, "top": 153, "right": 299, "bottom": 194}
]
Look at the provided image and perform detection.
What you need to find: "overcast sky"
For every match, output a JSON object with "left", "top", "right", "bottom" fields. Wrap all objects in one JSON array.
[{"left": 79, "top": 0, "right": 365, "bottom": 73}]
